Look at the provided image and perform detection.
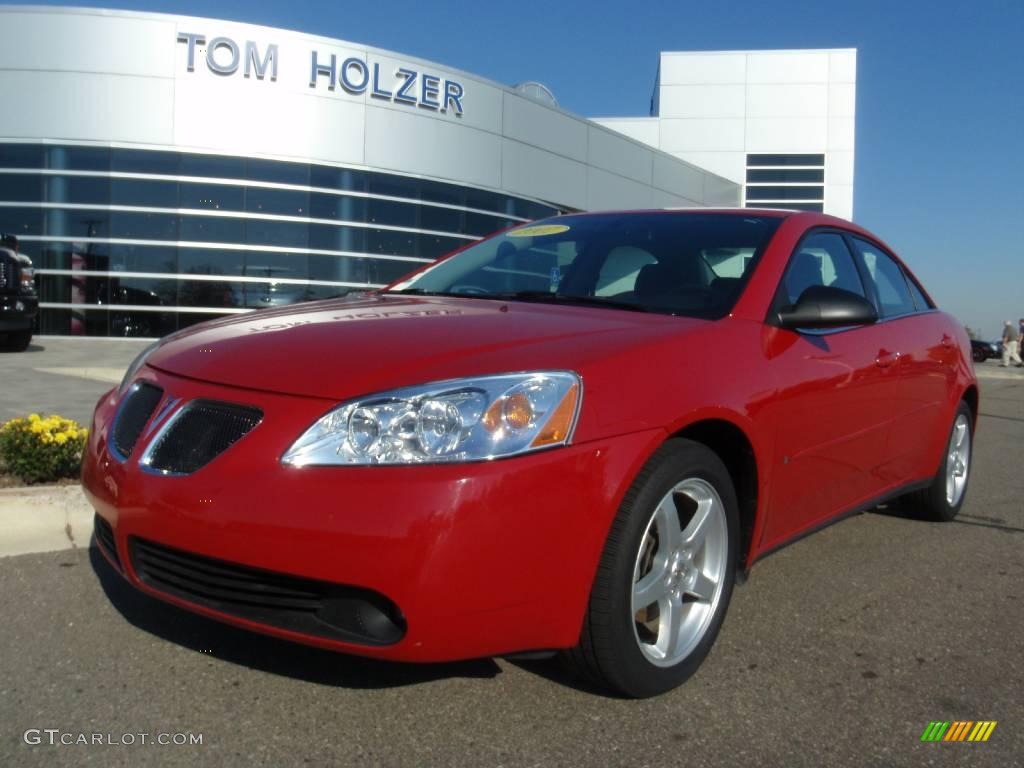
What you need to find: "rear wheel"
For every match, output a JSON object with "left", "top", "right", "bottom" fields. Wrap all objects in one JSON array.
[
  {"left": 563, "top": 439, "right": 738, "bottom": 698},
  {"left": 907, "top": 401, "right": 973, "bottom": 521}
]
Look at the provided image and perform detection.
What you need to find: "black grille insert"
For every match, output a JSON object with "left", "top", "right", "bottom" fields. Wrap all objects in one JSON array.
[
  {"left": 130, "top": 538, "right": 405, "bottom": 645},
  {"left": 144, "top": 401, "right": 261, "bottom": 475},
  {"left": 94, "top": 514, "right": 121, "bottom": 571},
  {"left": 111, "top": 382, "right": 163, "bottom": 459}
]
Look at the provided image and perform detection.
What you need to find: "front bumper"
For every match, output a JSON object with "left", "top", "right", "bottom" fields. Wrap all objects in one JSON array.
[
  {"left": 0, "top": 294, "right": 37, "bottom": 331},
  {"left": 82, "top": 367, "right": 662, "bottom": 661}
]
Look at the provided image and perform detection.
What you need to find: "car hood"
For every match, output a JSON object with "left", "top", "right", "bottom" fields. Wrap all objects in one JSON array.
[{"left": 147, "top": 294, "right": 706, "bottom": 401}]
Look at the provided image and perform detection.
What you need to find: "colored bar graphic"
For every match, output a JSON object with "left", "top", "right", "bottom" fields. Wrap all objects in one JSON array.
[
  {"left": 921, "top": 720, "right": 996, "bottom": 742},
  {"left": 945, "top": 721, "right": 972, "bottom": 741},
  {"left": 921, "top": 722, "right": 949, "bottom": 741}
]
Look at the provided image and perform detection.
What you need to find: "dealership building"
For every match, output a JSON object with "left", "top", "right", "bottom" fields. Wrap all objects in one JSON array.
[{"left": 0, "top": 6, "right": 856, "bottom": 337}]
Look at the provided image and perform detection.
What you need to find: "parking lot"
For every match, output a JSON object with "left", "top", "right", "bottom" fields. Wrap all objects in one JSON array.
[{"left": 0, "top": 339, "right": 1022, "bottom": 767}]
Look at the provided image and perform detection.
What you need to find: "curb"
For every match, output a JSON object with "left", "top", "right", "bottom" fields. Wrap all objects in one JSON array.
[{"left": 0, "top": 484, "right": 94, "bottom": 558}]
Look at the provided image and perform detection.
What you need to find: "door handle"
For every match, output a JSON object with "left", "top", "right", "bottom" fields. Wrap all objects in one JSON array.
[{"left": 876, "top": 349, "right": 900, "bottom": 368}]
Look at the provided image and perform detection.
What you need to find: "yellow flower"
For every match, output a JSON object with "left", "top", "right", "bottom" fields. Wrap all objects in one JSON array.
[
  {"left": 55, "top": 433, "right": 68, "bottom": 445},
  {"left": 30, "top": 423, "right": 44, "bottom": 434},
  {"left": 28, "top": 413, "right": 40, "bottom": 422}
]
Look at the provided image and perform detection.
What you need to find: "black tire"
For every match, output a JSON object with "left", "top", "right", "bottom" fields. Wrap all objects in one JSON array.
[
  {"left": 972, "top": 349, "right": 985, "bottom": 363},
  {"left": 0, "top": 329, "right": 31, "bottom": 352},
  {"left": 562, "top": 438, "right": 739, "bottom": 698},
  {"left": 906, "top": 401, "right": 973, "bottom": 522}
]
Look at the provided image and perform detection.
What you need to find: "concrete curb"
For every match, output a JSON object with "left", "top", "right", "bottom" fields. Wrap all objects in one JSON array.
[{"left": 0, "top": 484, "right": 94, "bottom": 558}]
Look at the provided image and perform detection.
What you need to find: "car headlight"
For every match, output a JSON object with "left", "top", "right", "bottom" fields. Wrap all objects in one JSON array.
[
  {"left": 281, "top": 372, "right": 582, "bottom": 466},
  {"left": 119, "top": 341, "right": 160, "bottom": 394}
]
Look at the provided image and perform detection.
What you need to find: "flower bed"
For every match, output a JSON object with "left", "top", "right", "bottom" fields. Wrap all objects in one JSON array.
[{"left": 0, "top": 414, "right": 88, "bottom": 485}]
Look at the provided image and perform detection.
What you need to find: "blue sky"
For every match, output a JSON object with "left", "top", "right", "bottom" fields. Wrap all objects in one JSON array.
[{"left": 21, "top": 0, "right": 1024, "bottom": 337}]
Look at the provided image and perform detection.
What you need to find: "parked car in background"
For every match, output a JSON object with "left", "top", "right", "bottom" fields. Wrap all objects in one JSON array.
[
  {"left": 970, "top": 338, "right": 1001, "bottom": 364},
  {"left": 0, "top": 234, "right": 38, "bottom": 351},
  {"left": 83, "top": 210, "right": 978, "bottom": 698}
]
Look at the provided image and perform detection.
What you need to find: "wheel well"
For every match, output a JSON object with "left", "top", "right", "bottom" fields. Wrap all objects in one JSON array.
[
  {"left": 672, "top": 420, "right": 758, "bottom": 571},
  {"left": 962, "top": 385, "right": 979, "bottom": 425}
]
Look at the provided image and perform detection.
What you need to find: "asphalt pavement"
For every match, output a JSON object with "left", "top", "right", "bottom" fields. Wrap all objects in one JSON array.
[
  {"left": 0, "top": 353, "right": 1022, "bottom": 767},
  {"left": 0, "top": 338, "right": 149, "bottom": 425}
]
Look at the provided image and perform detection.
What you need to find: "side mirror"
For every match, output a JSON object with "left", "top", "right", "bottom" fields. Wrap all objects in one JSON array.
[{"left": 777, "top": 285, "right": 878, "bottom": 330}]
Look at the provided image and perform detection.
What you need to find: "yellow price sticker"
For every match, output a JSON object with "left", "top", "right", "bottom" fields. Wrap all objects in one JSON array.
[{"left": 506, "top": 224, "right": 570, "bottom": 238}]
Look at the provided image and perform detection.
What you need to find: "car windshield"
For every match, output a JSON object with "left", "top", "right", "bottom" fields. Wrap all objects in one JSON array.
[{"left": 387, "top": 212, "right": 783, "bottom": 319}]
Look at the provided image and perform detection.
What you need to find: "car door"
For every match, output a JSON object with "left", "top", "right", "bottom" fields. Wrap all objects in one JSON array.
[
  {"left": 848, "top": 237, "right": 953, "bottom": 485},
  {"left": 760, "top": 230, "right": 901, "bottom": 550}
]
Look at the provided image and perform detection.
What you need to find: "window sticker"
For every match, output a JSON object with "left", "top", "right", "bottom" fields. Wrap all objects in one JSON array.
[{"left": 506, "top": 224, "right": 570, "bottom": 238}]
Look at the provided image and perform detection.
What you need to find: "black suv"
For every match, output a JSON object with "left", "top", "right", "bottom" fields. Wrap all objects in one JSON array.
[{"left": 0, "top": 234, "right": 38, "bottom": 351}]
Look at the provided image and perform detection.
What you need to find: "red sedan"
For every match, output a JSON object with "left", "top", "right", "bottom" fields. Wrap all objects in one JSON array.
[{"left": 83, "top": 210, "right": 977, "bottom": 697}]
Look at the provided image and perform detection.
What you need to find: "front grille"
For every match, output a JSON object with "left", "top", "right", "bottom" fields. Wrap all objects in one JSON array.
[
  {"left": 94, "top": 514, "right": 121, "bottom": 571},
  {"left": 111, "top": 382, "right": 163, "bottom": 459},
  {"left": 130, "top": 538, "right": 405, "bottom": 645},
  {"left": 144, "top": 401, "right": 261, "bottom": 474}
]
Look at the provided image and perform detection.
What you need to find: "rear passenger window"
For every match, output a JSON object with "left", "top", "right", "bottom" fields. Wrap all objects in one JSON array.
[
  {"left": 852, "top": 239, "right": 917, "bottom": 317},
  {"left": 780, "top": 232, "right": 866, "bottom": 306},
  {"left": 906, "top": 277, "right": 932, "bottom": 312}
]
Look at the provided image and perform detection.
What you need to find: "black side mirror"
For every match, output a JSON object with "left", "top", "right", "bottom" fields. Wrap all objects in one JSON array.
[{"left": 777, "top": 285, "right": 878, "bottom": 330}]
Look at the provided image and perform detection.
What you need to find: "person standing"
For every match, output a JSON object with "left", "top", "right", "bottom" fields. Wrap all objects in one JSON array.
[{"left": 1001, "top": 320, "right": 1022, "bottom": 367}]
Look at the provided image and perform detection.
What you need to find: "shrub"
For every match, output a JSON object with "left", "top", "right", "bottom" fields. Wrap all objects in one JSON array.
[{"left": 0, "top": 413, "right": 88, "bottom": 484}]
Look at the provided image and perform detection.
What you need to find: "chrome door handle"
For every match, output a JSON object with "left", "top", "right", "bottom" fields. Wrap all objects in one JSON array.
[{"left": 876, "top": 350, "right": 899, "bottom": 368}]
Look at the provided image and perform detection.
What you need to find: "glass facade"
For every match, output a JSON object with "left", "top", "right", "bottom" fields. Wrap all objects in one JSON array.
[
  {"left": 744, "top": 154, "right": 826, "bottom": 213},
  {"left": 0, "top": 144, "right": 559, "bottom": 336}
]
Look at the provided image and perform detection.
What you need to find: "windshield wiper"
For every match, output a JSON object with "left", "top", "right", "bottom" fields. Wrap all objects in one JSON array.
[
  {"left": 386, "top": 288, "right": 463, "bottom": 297},
  {"left": 492, "top": 291, "right": 650, "bottom": 313}
]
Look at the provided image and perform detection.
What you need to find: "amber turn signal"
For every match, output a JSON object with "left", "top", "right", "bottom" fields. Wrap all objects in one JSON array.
[{"left": 531, "top": 383, "right": 579, "bottom": 447}]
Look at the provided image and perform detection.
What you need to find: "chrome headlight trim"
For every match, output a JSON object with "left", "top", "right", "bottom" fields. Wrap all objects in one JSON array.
[
  {"left": 118, "top": 341, "right": 161, "bottom": 394},
  {"left": 281, "top": 371, "right": 583, "bottom": 467}
]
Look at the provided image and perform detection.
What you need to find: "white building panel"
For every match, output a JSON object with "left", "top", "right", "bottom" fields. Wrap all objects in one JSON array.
[
  {"left": 500, "top": 141, "right": 588, "bottom": 210},
  {"left": 825, "top": 185, "right": 854, "bottom": 219},
  {"left": 659, "top": 119, "right": 746, "bottom": 153},
  {"left": 0, "top": 9, "right": 176, "bottom": 77},
  {"left": 651, "top": 153, "right": 711, "bottom": 202},
  {"left": 827, "top": 117, "right": 856, "bottom": 151},
  {"left": 746, "top": 52, "right": 830, "bottom": 83},
  {"left": 746, "top": 83, "right": 829, "bottom": 118},
  {"left": 364, "top": 106, "right": 501, "bottom": 189},
  {"left": 585, "top": 167, "right": 655, "bottom": 211},
  {"left": 703, "top": 175, "right": 743, "bottom": 207},
  {"left": 586, "top": 126, "right": 653, "bottom": 185},
  {"left": 502, "top": 92, "right": 588, "bottom": 163},
  {"left": 590, "top": 118, "right": 659, "bottom": 149},
  {"left": 745, "top": 118, "right": 828, "bottom": 153},
  {"left": 665, "top": 152, "right": 746, "bottom": 185},
  {"left": 4, "top": 71, "right": 175, "bottom": 145},
  {"left": 828, "top": 83, "right": 857, "bottom": 118},
  {"left": 829, "top": 51, "right": 858, "bottom": 83},
  {"left": 658, "top": 52, "right": 747, "bottom": 86},
  {"left": 658, "top": 85, "right": 747, "bottom": 119},
  {"left": 826, "top": 150, "right": 855, "bottom": 186}
]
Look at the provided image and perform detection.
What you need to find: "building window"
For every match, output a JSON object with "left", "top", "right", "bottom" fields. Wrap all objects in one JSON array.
[
  {"left": 744, "top": 154, "right": 825, "bottom": 213},
  {"left": 0, "top": 143, "right": 560, "bottom": 337}
]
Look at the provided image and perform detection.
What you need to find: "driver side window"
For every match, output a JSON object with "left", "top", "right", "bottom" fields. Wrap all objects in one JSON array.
[{"left": 781, "top": 232, "right": 866, "bottom": 306}]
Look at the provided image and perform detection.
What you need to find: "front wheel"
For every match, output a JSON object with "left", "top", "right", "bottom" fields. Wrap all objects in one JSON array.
[
  {"left": 563, "top": 439, "right": 738, "bottom": 698},
  {"left": 0, "top": 329, "right": 31, "bottom": 352}
]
